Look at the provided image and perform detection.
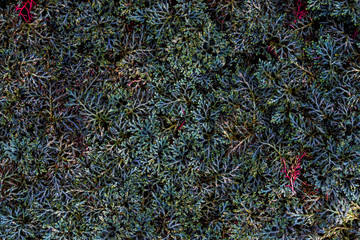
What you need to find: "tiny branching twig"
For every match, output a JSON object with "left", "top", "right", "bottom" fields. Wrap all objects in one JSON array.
[
  {"left": 15, "top": 0, "right": 36, "bottom": 22},
  {"left": 281, "top": 152, "right": 308, "bottom": 195}
]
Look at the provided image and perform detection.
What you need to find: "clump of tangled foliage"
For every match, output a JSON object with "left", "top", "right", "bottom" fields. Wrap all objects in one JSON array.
[{"left": 1, "top": 0, "right": 360, "bottom": 239}]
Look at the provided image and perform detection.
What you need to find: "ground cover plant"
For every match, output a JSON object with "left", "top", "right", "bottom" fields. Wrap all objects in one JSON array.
[{"left": 0, "top": 0, "right": 360, "bottom": 239}]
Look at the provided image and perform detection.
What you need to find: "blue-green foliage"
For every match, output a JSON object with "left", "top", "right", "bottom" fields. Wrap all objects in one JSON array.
[{"left": 0, "top": 0, "right": 360, "bottom": 239}]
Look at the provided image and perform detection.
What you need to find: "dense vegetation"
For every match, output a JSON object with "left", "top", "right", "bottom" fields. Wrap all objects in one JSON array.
[{"left": 1, "top": 0, "right": 360, "bottom": 239}]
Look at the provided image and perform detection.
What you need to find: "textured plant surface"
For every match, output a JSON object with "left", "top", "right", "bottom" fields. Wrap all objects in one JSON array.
[{"left": 0, "top": 0, "right": 360, "bottom": 239}]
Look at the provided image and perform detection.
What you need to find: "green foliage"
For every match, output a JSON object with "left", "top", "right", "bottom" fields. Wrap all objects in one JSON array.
[{"left": 1, "top": 0, "right": 360, "bottom": 239}]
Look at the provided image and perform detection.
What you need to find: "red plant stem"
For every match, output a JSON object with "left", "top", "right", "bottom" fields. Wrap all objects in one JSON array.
[
  {"left": 15, "top": 0, "right": 36, "bottom": 22},
  {"left": 353, "top": 29, "right": 358, "bottom": 39},
  {"left": 294, "top": 0, "right": 307, "bottom": 22},
  {"left": 267, "top": 45, "right": 279, "bottom": 60},
  {"left": 178, "top": 109, "right": 186, "bottom": 130},
  {"left": 178, "top": 120, "right": 185, "bottom": 130},
  {"left": 127, "top": 79, "right": 145, "bottom": 87},
  {"left": 281, "top": 152, "right": 307, "bottom": 194}
]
